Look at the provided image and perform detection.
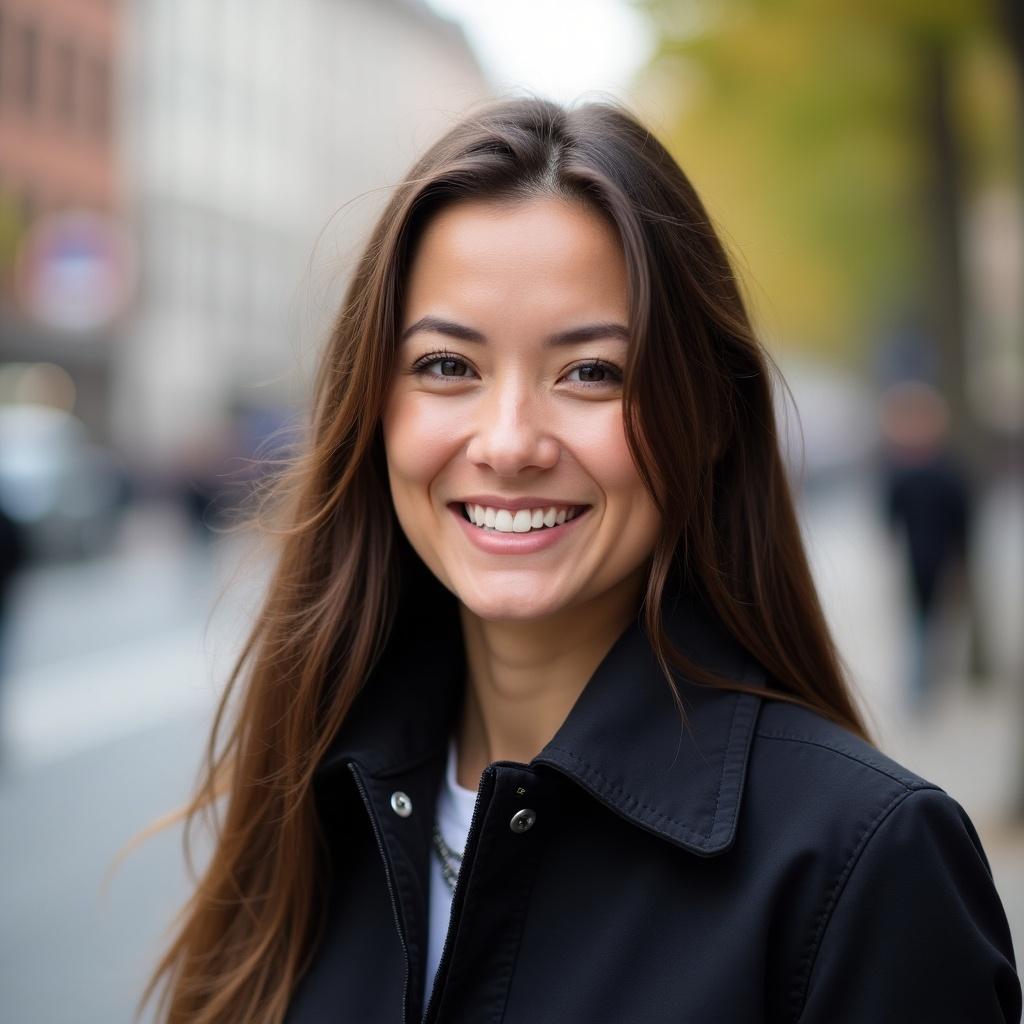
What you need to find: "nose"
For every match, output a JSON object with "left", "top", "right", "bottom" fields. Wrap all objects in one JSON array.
[{"left": 464, "top": 374, "right": 560, "bottom": 476}]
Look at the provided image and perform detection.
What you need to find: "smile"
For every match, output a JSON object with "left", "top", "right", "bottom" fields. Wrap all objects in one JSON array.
[
  {"left": 447, "top": 501, "right": 592, "bottom": 555},
  {"left": 460, "top": 502, "right": 587, "bottom": 534}
]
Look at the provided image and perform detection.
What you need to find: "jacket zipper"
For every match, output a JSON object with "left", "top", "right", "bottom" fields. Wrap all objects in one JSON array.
[
  {"left": 421, "top": 764, "right": 496, "bottom": 1024},
  {"left": 348, "top": 760, "right": 412, "bottom": 1024}
]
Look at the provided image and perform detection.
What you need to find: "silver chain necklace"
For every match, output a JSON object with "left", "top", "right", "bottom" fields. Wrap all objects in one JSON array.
[{"left": 432, "top": 823, "right": 464, "bottom": 893}]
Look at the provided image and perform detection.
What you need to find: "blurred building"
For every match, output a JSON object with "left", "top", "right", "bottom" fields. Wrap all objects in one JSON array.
[
  {"left": 0, "top": 0, "right": 124, "bottom": 438},
  {"left": 114, "top": 0, "right": 490, "bottom": 483}
]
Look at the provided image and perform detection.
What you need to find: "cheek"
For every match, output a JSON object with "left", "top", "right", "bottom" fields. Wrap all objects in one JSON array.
[
  {"left": 573, "top": 406, "right": 661, "bottom": 540},
  {"left": 573, "top": 404, "right": 645, "bottom": 498},
  {"left": 381, "top": 391, "right": 458, "bottom": 509}
]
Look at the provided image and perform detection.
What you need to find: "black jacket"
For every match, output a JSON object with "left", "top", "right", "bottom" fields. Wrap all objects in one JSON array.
[{"left": 287, "top": 586, "right": 1021, "bottom": 1023}]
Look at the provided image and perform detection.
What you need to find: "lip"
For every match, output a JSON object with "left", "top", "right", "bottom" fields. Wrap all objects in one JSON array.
[
  {"left": 449, "top": 502, "right": 592, "bottom": 555},
  {"left": 455, "top": 494, "right": 590, "bottom": 512}
]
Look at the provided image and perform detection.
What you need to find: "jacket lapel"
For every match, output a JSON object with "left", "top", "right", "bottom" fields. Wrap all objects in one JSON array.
[
  {"left": 532, "top": 587, "right": 765, "bottom": 855},
  {"left": 315, "top": 583, "right": 765, "bottom": 857}
]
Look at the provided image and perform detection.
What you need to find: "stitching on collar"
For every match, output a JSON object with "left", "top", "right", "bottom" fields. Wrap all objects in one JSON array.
[
  {"left": 539, "top": 690, "right": 758, "bottom": 847},
  {"left": 540, "top": 745, "right": 719, "bottom": 844},
  {"left": 712, "top": 684, "right": 761, "bottom": 827}
]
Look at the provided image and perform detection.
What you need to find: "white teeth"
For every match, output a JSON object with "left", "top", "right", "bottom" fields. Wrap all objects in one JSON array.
[
  {"left": 512, "top": 510, "right": 532, "bottom": 533},
  {"left": 494, "top": 509, "right": 515, "bottom": 532},
  {"left": 462, "top": 502, "right": 586, "bottom": 533}
]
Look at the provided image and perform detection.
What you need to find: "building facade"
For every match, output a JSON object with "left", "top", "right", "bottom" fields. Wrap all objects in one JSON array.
[
  {"left": 0, "top": 0, "right": 122, "bottom": 436},
  {"left": 114, "top": 0, "right": 490, "bottom": 477}
]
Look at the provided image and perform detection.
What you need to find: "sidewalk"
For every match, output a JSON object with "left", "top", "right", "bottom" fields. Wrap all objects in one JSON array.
[{"left": 800, "top": 473, "right": 1024, "bottom": 958}]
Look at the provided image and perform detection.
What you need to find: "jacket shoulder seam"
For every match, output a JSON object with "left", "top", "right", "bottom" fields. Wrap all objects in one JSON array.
[
  {"left": 789, "top": 785, "right": 943, "bottom": 1021},
  {"left": 755, "top": 728, "right": 931, "bottom": 791}
]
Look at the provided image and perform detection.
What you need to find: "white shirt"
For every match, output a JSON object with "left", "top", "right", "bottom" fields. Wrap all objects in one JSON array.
[{"left": 424, "top": 734, "right": 479, "bottom": 1004}]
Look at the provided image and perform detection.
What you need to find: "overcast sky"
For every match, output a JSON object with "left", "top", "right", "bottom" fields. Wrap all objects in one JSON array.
[{"left": 422, "top": 0, "right": 656, "bottom": 105}]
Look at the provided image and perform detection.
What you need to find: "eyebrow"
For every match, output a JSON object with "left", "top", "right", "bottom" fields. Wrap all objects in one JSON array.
[{"left": 399, "top": 315, "right": 630, "bottom": 347}]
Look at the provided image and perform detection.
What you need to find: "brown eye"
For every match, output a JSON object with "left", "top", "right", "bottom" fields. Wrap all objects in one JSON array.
[
  {"left": 440, "top": 358, "right": 468, "bottom": 377},
  {"left": 410, "top": 351, "right": 476, "bottom": 380},
  {"left": 564, "top": 360, "right": 623, "bottom": 387}
]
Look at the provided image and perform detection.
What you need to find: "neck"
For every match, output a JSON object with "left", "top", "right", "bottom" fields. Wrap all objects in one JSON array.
[{"left": 453, "top": 570, "right": 645, "bottom": 790}]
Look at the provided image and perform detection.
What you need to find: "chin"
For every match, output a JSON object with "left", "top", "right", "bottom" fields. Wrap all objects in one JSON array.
[{"left": 454, "top": 578, "right": 575, "bottom": 623}]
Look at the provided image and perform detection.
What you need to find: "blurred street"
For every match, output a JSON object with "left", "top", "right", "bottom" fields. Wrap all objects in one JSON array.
[
  {"left": 0, "top": 475, "right": 1022, "bottom": 1023},
  {"left": 0, "top": 505, "right": 265, "bottom": 1023}
]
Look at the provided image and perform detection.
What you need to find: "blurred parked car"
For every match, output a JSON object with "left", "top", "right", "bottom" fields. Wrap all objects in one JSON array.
[{"left": 0, "top": 403, "right": 129, "bottom": 561}]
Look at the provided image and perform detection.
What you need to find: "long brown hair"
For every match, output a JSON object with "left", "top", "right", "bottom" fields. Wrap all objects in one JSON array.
[{"left": 139, "top": 95, "right": 871, "bottom": 1023}]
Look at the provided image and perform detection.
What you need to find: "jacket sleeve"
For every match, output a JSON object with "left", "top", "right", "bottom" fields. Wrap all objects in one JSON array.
[{"left": 796, "top": 786, "right": 1021, "bottom": 1023}]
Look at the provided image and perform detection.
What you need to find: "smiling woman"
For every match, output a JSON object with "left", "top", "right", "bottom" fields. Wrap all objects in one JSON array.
[
  {"left": 382, "top": 196, "right": 660, "bottom": 631},
  {"left": 140, "top": 98, "right": 1021, "bottom": 1024}
]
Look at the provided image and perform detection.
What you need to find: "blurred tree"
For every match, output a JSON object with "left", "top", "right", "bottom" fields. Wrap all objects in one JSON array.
[
  {"left": 997, "top": 0, "right": 1023, "bottom": 83},
  {"left": 634, "top": 0, "right": 1018, "bottom": 454},
  {"left": 0, "top": 191, "right": 23, "bottom": 298},
  {"left": 992, "top": 0, "right": 1024, "bottom": 823}
]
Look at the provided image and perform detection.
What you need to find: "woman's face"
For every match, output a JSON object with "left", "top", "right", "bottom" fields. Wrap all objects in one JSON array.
[{"left": 381, "top": 195, "right": 662, "bottom": 622}]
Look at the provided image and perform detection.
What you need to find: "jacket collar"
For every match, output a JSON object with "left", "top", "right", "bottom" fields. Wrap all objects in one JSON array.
[{"left": 315, "top": 582, "right": 766, "bottom": 857}]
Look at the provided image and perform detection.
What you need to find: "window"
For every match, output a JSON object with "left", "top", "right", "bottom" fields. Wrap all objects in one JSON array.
[
  {"left": 0, "top": 9, "right": 6, "bottom": 105},
  {"left": 89, "top": 55, "right": 110, "bottom": 137},
  {"left": 56, "top": 39, "right": 76, "bottom": 126},
  {"left": 19, "top": 20, "right": 39, "bottom": 114}
]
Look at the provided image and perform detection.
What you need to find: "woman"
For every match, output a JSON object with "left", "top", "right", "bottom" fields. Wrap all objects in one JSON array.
[{"left": 141, "top": 97, "right": 1021, "bottom": 1023}]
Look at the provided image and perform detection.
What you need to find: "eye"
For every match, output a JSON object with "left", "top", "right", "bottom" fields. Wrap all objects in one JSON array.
[
  {"left": 409, "top": 350, "right": 476, "bottom": 380},
  {"left": 562, "top": 360, "right": 623, "bottom": 388}
]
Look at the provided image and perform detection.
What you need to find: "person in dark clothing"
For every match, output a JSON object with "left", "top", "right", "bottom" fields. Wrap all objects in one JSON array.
[
  {"left": 0, "top": 503, "right": 27, "bottom": 766},
  {"left": 0, "top": 503, "right": 27, "bottom": 678},
  {"left": 881, "top": 381, "right": 978, "bottom": 709}
]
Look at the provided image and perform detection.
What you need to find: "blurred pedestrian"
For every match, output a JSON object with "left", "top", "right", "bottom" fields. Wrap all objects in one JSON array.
[
  {"left": 0, "top": 503, "right": 26, "bottom": 671},
  {"left": 880, "top": 381, "right": 982, "bottom": 710},
  {"left": 0, "top": 502, "right": 27, "bottom": 762},
  {"left": 139, "top": 98, "right": 1020, "bottom": 1023}
]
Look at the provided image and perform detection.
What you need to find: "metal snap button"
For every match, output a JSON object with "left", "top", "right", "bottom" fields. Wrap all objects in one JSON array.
[
  {"left": 390, "top": 791, "right": 413, "bottom": 817},
  {"left": 509, "top": 808, "right": 536, "bottom": 834}
]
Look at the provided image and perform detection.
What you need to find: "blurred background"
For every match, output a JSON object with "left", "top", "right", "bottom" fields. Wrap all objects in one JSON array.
[{"left": 0, "top": 0, "right": 1021, "bottom": 1020}]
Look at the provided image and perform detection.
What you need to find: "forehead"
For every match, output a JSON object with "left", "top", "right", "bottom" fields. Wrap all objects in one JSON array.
[{"left": 402, "top": 196, "right": 628, "bottom": 324}]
